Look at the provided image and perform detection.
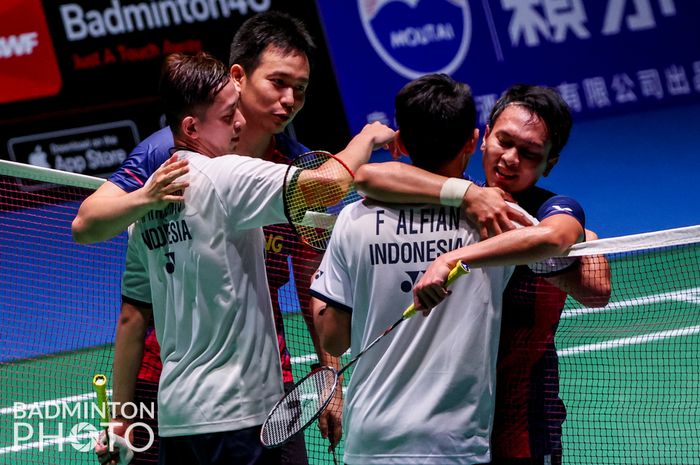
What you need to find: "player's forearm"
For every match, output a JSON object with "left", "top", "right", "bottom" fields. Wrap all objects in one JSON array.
[
  {"left": 72, "top": 191, "right": 153, "bottom": 244},
  {"left": 335, "top": 122, "right": 395, "bottom": 173},
  {"left": 355, "top": 162, "right": 446, "bottom": 204},
  {"left": 442, "top": 225, "right": 578, "bottom": 269},
  {"left": 112, "top": 303, "right": 150, "bottom": 417},
  {"left": 546, "top": 254, "right": 611, "bottom": 307},
  {"left": 546, "top": 229, "right": 612, "bottom": 307}
]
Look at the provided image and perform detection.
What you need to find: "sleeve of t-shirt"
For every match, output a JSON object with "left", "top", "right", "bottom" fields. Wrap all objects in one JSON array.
[
  {"left": 108, "top": 128, "right": 174, "bottom": 193},
  {"left": 121, "top": 226, "right": 152, "bottom": 308},
  {"left": 309, "top": 208, "right": 354, "bottom": 313},
  {"left": 528, "top": 195, "right": 586, "bottom": 276},
  {"left": 536, "top": 195, "right": 585, "bottom": 228},
  {"left": 208, "top": 155, "right": 295, "bottom": 229}
]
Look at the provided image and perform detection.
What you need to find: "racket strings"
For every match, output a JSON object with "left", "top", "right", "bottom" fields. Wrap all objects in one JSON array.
[
  {"left": 284, "top": 151, "right": 361, "bottom": 251},
  {"left": 261, "top": 367, "right": 338, "bottom": 446}
]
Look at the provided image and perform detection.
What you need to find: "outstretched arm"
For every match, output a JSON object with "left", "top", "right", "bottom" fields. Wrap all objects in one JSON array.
[
  {"left": 415, "top": 214, "right": 584, "bottom": 309},
  {"left": 72, "top": 155, "right": 189, "bottom": 244},
  {"left": 355, "top": 162, "right": 532, "bottom": 238}
]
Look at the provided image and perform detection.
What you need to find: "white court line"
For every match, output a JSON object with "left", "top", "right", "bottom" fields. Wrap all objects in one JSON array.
[
  {"left": 558, "top": 325, "right": 700, "bottom": 357},
  {"left": 0, "top": 391, "right": 108, "bottom": 416},
  {"left": 3, "top": 291, "right": 697, "bottom": 454},
  {"left": 0, "top": 432, "right": 95, "bottom": 455},
  {"left": 562, "top": 287, "right": 700, "bottom": 319}
]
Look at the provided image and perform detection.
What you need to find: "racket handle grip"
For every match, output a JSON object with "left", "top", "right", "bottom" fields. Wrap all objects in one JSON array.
[{"left": 402, "top": 261, "right": 471, "bottom": 318}]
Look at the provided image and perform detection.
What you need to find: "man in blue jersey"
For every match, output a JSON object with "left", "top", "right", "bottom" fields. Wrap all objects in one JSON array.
[
  {"left": 355, "top": 84, "right": 611, "bottom": 465},
  {"left": 79, "top": 11, "right": 345, "bottom": 464}
]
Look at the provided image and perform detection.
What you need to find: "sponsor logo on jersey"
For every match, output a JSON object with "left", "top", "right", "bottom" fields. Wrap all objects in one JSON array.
[
  {"left": 357, "top": 0, "right": 472, "bottom": 79},
  {"left": 0, "top": 0, "right": 62, "bottom": 104}
]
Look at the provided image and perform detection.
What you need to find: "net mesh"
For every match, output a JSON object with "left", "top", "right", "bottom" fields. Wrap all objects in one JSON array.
[{"left": 1, "top": 160, "right": 699, "bottom": 464}]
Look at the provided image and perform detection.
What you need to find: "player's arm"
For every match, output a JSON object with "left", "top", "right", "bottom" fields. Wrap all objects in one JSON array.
[
  {"left": 545, "top": 229, "right": 611, "bottom": 308},
  {"left": 415, "top": 214, "right": 584, "bottom": 308},
  {"left": 333, "top": 121, "right": 396, "bottom": 173},
  {"left": 72, "top": 155, "right": 189, "bottom": 244},
  {"left": 312, "top": 298, "right": 350, "bottom": 359},
  {"left": 309, "top": 296, "right": 345, "bottom": 450},
  {"left": 294, "top": 122, "right": 395, "bottom": 198},
  {"left": 112, "top": 300, "right": 151, "bottom": 417},
  {"left": 355, "top": 162, "right": 532, "bottom": 238}
]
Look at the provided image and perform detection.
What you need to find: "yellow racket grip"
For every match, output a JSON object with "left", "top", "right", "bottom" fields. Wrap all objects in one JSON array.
[
  {"left": 92, "top": 374, "right": 111, "bottom": 424},
  {"left": 402, "top": 261, "right": 471, "bottom": 318}
]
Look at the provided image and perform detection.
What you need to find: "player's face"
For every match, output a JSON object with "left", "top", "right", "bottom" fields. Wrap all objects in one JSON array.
[
  {"left": 197, "top": 80, "right": 245, "bottom": 156},
  {"left": 481, "top": 105, "right": 554, "bottom": 193},
  {"left": 237, "top": 45, "right": 310, "bottom": 135}
]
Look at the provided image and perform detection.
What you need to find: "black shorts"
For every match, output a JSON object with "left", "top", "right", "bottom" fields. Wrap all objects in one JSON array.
[{"left": 159, "top": 425, "right": 282, "bottom": 465}]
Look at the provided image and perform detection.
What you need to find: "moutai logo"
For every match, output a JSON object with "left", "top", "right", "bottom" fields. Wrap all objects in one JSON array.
[{"left": 358, "top": 0, "right": 471, "bottom": 79}]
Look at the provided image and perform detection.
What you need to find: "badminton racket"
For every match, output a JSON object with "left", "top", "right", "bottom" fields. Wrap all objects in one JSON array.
[
  {"left": 283, "top": 150, "right": 360, "bottom": 251},
  {"left": 260, "top": 261, "right": 471, "bottom": 447}
]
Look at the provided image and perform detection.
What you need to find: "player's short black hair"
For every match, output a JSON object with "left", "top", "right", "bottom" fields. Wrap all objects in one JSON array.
[
  {"left": 488, "top": 84, "right": 573, "bottom": 160},
  {"left": 395, "top": 73, "right": 476, "bottom": 171},
  {"left": 159, "top": 52, "right": 230, "bottom": 133},
  {"left": 229, "top": 11, "right": 316, "bottom": 72}
]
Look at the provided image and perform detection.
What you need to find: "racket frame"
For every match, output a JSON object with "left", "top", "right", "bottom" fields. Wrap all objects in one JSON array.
[
  {"left": 260, "top": 366, "right": 339, "bottom": 448},
  {"left": 282, "top": 150, "right": 357, "bottom": 252}
]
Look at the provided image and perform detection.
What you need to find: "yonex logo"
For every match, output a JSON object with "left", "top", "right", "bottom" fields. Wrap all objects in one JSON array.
[
  {"left": 400, "top": 270, "right": 425, "bottom": 293},
  {"left": 314, "top": 270, "right": 324, "bottom": 280},
  {"left": 358, "top": 0, "right": 472, "bottom": 79}
]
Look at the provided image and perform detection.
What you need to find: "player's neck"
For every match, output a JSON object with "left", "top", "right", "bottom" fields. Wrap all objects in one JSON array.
[{"left": 238, "top": 127, "right": 274, "bottom": 160}]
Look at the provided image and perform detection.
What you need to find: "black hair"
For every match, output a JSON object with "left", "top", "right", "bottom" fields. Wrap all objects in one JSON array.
[
  {"left": 487, "top": 84, "right": 573, "bottom": 159},
  {"left": 229, "top": 11, "right": 316, "bottom": 72},
  {"left": 159, "top": 52, "right": 230, "bottom": 134},
  {"left": 395, "top": 73, "right": 476, "bottom": 171}
]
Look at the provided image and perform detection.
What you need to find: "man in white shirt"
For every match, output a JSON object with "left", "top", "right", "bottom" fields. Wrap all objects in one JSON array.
[
  {"left": 311, "top": 74, "right": 538, "bottom": 465},
  {"left": 120, "top": 52, "right": 394, "bottom": 465}
]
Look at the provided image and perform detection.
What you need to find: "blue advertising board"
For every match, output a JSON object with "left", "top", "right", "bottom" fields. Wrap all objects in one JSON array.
[
  {"left": 316, "top": 0, "right": 700, "bottom": 131},
  {"left": 315, "top": 0, "right": 700, "bottom": 237}
]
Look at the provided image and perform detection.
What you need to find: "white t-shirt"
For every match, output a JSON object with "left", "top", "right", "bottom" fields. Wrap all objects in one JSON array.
[
  {"left": 311, "top": 199, "right": 534, "bottom": 465},
  {"left": 122, "top": 150, "right": 292, "bottom": 437}
]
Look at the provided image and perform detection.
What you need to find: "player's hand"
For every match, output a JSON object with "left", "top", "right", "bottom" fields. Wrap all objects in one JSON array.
[
  {"left": 142, "top": 153, "right": 190, "bottom": 209},
  {"left": 413, "top": 256, "right": 453, "bottom": 314},
  {"left": 95, "top": 419, "right": 134, "bottom": 465},
  {"left": 360, "top": 121, "right": 396, "bottom": 151},
  {"left": 463, "top": 185, "right": 532, "bottom": 239},
  {"left": 318, "top": 384, "right": 343, "bottom": 452}
]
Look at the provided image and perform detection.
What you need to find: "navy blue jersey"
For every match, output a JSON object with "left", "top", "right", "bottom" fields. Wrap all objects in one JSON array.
[
  {"left": 492, "top": 185, "right": 585, "bottom": 465},
  {"left": 109, "top": 127, "right": 174, "bottom": 192}
]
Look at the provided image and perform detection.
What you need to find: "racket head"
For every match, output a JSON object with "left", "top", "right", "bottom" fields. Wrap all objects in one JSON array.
[
  {"left": 283, "top": 151, "right": 361, "bottom": 251},
  {"left": 260, "top": 366, "right": 339, "bottom": 448}
]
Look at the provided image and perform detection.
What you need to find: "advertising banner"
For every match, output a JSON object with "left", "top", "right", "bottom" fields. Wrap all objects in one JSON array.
[{"left": 316, "top": 0, "right": 700, "bottom": 131}]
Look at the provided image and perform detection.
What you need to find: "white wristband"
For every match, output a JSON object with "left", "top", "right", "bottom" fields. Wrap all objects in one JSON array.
[{"left": 439, "top": 178, "right": 472, "bottom": 207}]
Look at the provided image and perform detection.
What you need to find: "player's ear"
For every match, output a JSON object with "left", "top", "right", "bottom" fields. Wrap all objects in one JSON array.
[
  {"left": 394, "top": 131, "right": 409, "bottom": 158},
  {"left": 543, "top": 153, "right": 559, "bottom": 177},
  {"left": 230, "top": 64, "right": 245, "bottom": 84},
  {"left": 481, "top": 125, "right": 490, "bottom": 151},
  {"left": 181, "top": 115, "right": 198, "bottom": 140},
  {"left": 464, "top": 128, "right": 479, "bottom": 154}
]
